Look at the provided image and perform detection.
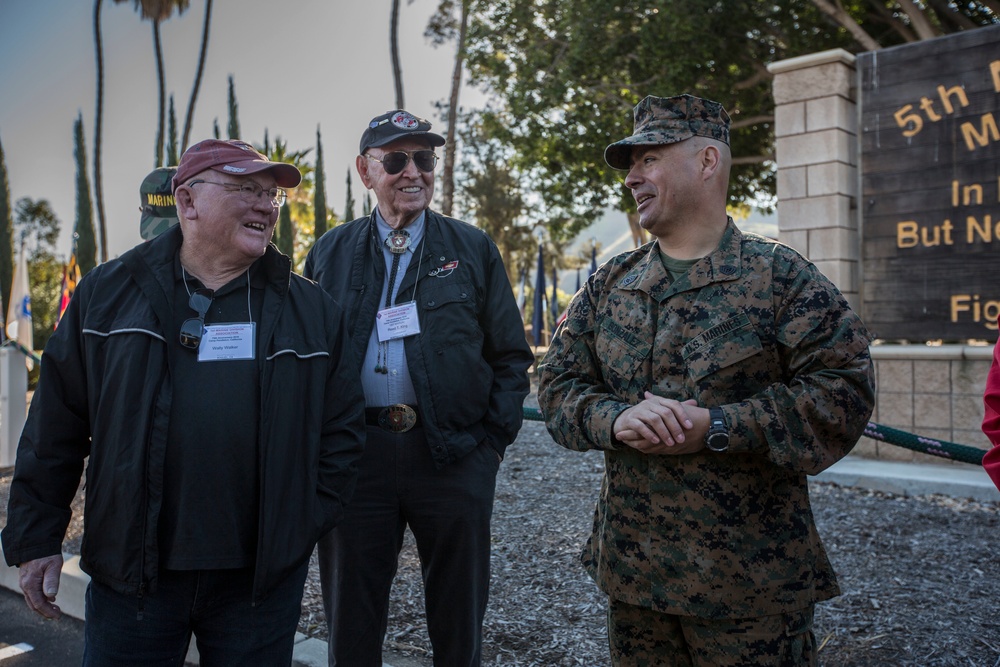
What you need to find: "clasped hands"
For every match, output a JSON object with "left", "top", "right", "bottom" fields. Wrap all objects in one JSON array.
[{"left": 613, "top": 391, "right": 711, "bottom": 455}]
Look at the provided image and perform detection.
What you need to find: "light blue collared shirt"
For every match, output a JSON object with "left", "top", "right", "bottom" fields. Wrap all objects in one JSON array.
[{"left": 360, "top": 209, "right": 425, "bottom": 407}]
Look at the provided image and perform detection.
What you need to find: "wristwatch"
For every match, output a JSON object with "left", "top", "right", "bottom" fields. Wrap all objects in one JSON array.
[{"left": 705, "top": 407, "right": 730, "bottom": 453}]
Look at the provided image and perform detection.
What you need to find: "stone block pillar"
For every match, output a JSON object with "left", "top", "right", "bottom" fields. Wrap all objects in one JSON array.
[{"left": 768, "top": 49, "right": 860, "bottom": 308}]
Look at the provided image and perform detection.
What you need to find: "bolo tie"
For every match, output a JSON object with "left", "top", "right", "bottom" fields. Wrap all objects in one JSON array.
[{"left": 375, "top": 228, "right": 411, "bottom": 374}]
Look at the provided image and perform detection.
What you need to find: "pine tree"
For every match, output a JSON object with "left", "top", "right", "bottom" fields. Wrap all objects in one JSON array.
[
  {"left": 213, "top": 118, "right": 221, "bottom": 140},
  {"left": 73, "top": 113, "right": 98, "bottom": 275},
  {"left": 363, "top": 192, "right": 372, "bottom": 217},
  {"left": 0, "top": 134, "right": 14, "bottom": 316},
  {"left": 344, "top": 168, "right": 356, "bottom": 222},
  {"left": 276, "top": 203, "right": 294, "bottom": 258},
  {"left": 314, "top": 126, "right": 328, "bottom": 240},
  {"left": 166, "top": 94, "right": 179, "bottom": 166},
  {"left": 227, "top": 75, "right": 241, "bottom": 140}
]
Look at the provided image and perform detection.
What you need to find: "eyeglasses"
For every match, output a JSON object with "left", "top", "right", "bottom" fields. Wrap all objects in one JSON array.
[
  {"left": 188, "top": 179, "right": 287, "bottom": 207},
  {"left": 179, "top": 288, "right": 214, "bottom": 350},
  {"left": 364, "top": 150, "right": 438, "bottom": 175}
]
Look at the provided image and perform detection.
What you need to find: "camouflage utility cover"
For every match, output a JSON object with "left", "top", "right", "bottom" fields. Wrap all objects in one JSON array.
[
  {"left": 139, "top": 167, "right": 178, "bottom": 241},
  {"left": 537, "top": 221, "right": 875, "bottom": 619},
  {"left": 605, "top": 94, "right": 731, "bottom": 170}
]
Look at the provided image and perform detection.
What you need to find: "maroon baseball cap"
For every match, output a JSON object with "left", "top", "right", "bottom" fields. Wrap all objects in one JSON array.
[{"left": 172, "top": 139, "right": 302, "bottom": 193}]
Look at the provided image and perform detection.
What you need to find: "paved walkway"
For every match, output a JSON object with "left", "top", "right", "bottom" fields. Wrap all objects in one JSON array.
[{"left": 1, "top": 455, "right": 996, "bottom": 666}]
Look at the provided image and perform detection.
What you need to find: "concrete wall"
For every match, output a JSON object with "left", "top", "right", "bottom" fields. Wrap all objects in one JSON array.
[
  {"left": 768, "top": 50, "right": 992, "bottom": 465},
  {"left": 865, "top": 345, "right": 993, "bottom": 463}
]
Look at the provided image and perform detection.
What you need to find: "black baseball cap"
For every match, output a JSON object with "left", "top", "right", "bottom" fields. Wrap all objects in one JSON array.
[{"left": 359, "top": 110, "right": 445, "bottom": 154}]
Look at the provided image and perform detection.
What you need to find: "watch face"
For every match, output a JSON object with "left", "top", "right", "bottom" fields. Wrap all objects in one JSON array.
[{"left": 707, "top": 432, "right": 729, "bottom": 452}]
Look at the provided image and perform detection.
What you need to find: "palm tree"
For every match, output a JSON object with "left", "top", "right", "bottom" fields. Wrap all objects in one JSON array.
[
  {"left": 181, "top": 0, "right": 213, "bottom": 153},
  {"left": 92, "top": 0, "right": 108, "bottom": 262},
  {"left": 390, "top": 0, "right": 404, "bottom": 108},
  {"left": 113, "top": 0, "right": 191, "bottom": 167}
]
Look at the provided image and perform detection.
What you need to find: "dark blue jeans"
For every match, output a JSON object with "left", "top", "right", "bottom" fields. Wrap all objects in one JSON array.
[
  {"left": 82, "top": 562, "right": 308, "bottom": 666},
  {"left": 318, "top": 425, "right": 500, "bottom": 667}
]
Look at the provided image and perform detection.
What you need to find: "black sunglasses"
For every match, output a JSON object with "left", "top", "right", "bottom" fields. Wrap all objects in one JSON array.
[
  {"left": 365, "top": 150, "right": 438, "bottom": 175},
  {"left": 179, "top": 288, "right": 214, "bottom": 350}
]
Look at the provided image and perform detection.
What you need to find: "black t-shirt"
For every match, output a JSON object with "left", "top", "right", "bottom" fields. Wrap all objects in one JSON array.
[{"left": 160, "top": 257, "right": 265, "bottom": 570}]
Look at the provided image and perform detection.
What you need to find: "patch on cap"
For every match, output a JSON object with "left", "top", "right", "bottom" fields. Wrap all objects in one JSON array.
[
  {"left": 359, "top": 109, "right": 446, "bottom": 154},
  {"left": 390, "top": 111, "right": 420, "bottom": 130},
  {"left": 604, "top": 94, "right": 731, "bottom": 170},
  {"left": 139, "top": 166, "right": 179, "bottom": 240}
]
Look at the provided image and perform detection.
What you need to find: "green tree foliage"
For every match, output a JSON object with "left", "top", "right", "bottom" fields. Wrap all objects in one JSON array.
[
  {"left": 456, "top": 114, "right": 532, "bottom": 285},
  {"left": 362, "top": 192, "right": 372, "bottom": 217},
  {"left": 212, "top": 117, "right": 221, "bottom": 140},
  {"left": 166, "top": 94, "right": 179, "bottom": 166},
  {"left": 13, "top": 198, "right": 62, "bottom": 352},
  {"left": 73, "top": 114, "right": 99, "bottom": 276},
  {"left": 259, "top": 136, "right": 313, "bottom": 267},
  {"left": 227, "top": 75, "right": 240, "bottom": 140},
  {"left": 314, "top": 126, "right": 329, "bottom": 240},
  {"left": 463, "top": 0, "right": 998, "bottom": 238},
  {"left": 0, "top": 135, "right": 13, "bottom": 315},
  {"left": 275, "top": 203, "right": 294, "bottom": 259},
  {"left": 344, "top": 168, "right": 356, "bottom": 222}
]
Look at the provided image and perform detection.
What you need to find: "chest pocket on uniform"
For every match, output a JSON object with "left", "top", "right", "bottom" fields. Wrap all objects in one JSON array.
[
  {"left": 595, "top": 317, "right": 650, "bottom": 388},
  {"left": 682, "top": 311, "right": 762, "bottom": 383}
]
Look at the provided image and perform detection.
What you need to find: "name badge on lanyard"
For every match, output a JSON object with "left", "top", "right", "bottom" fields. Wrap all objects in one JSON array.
[
  {"left": 198, "top": 322, "right": 256, "bottom": 362},
  {"left": 376, "top": 301, "right": 421, "bottom": 342}
]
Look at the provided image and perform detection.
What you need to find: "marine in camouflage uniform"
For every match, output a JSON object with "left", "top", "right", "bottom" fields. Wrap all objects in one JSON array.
[{"left": 538, "top": 94, "right": 876, "bottom": 666}]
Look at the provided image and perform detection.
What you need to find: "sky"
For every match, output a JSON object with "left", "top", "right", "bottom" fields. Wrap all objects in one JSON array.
[{"left": 0, "top": 0, "right": 480, "bottom": 260}]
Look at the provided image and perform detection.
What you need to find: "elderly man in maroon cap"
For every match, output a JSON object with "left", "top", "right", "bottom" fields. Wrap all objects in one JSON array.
[{"left": 2, "top": 139, "right": 365, "bottom": 665}]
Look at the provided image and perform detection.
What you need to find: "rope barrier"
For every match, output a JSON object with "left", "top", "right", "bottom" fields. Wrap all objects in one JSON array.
[
  {"left": 862, "top": 421, "right": 985, "bottom": 465},
  {"left": 521, "top": 408, "right": 986, "bottom": 466}
]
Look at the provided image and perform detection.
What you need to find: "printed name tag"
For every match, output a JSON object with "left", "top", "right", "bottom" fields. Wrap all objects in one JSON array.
[
  {"left": 376, "top": 301, "right": 421, "bottom": 342},
  {"left": 198, "top": 323, "right": 256, "bottom": 361}
]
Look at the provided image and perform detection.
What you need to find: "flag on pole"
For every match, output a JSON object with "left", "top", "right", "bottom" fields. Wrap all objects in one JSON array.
[
  {"left": 516, "top": 268, "right": 527, "bottom": 322},
  {"left": 531, "top": 243, "right": 546, "bottom": 347},
  {"left": 550, "top": 264, "right": 559, "bottom": 332},
  {"left": 56, "top": 253, "right": 81, "bottom": 329},
  {"left": 6, "top": 244, "right": 34, "bottom": 369}
]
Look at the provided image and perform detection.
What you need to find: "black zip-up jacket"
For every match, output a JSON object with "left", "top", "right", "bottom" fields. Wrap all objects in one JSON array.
[
  {"left": 2, "top": 226, "right": 366, "bottom": 603},
  {"left": 304, "top": 210, "right": 533, "bottom": 467}
]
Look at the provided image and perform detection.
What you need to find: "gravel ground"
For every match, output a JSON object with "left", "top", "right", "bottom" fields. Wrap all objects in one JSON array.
[{"left": 3, "top": 404, "right": 1000, "bottom": 666}]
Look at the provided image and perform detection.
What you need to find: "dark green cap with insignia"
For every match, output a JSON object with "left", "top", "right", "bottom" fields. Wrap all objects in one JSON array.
[
  {"left": 604, "top": 94, "right": 731, "bottom": 170},
  {"left": 139, "top": 166, "right": 178, "bottom": 241}
]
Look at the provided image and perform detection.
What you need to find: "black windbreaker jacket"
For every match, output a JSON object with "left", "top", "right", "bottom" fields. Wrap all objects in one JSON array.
[
  {"left": 304, "top": 210, "right": 533, "bottom": 467},
  {"left": 2, "top": 226, "right": 365, "bottom": 603}
]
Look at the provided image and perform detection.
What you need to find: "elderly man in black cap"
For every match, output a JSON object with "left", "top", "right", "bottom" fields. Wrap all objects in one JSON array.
[
  {"left": 304, "top": 110, "right": 533, "bottom": 667},
  {"left": 538, "top": 94, "right": 875, "bottom": 665},
  {"left": 3, "top": 139, "right": 365, "bottom": 665}
]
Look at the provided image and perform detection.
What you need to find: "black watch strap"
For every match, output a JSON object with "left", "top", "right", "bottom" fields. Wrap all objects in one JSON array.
[{"left": 705, "top": 406, "right": 729, "bottom": 452}]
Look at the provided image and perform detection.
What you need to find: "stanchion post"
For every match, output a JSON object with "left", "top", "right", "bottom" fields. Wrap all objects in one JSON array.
[{"left": 0, "top": 347, "right": 28, "bottom": 468}]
